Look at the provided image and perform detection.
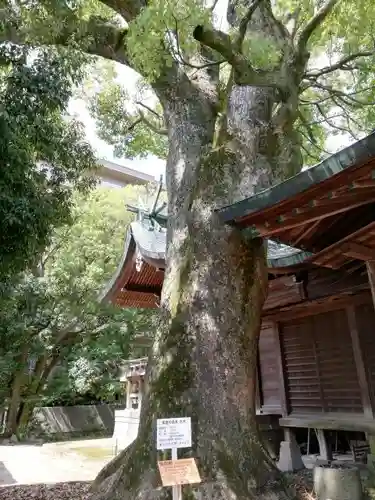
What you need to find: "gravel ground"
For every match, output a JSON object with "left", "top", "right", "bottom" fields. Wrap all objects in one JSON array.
[
  {"left": 2, "top": 457, "right": 374, "bottom": 500},
  {"left": 0, "top": 482, "right": 92, "bottom": 500},
  {"left": 0, "top": 471, "right": 316, "bottom": 500}
]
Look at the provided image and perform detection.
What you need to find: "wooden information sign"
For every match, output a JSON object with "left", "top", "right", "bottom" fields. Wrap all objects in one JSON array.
[
  {"left": 157, "top": 418, "right": 192, "bottom": 450},
  {"left": 158, "top": 458, "right": 201, "bottom": 487}
]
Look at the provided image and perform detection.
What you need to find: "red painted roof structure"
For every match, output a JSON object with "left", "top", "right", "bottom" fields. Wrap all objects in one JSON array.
[{"left": 102, "top": 132, "right": 375, "bottom": 308}]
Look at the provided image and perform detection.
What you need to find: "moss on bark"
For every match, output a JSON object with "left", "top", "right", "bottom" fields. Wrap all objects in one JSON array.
[{"left": 91, "top": 199, "right": 296, "bottom": 500}]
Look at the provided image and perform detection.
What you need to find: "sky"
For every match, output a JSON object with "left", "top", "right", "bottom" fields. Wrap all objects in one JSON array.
[
  {"left": 67, "top": 0, "right": 230, "bottom": 182},
  {"left": 68, "top": 80, "right": 166, "bottom": 181},
  {"left": 69, "top": 0, "right": 352, "bottom": 180}
]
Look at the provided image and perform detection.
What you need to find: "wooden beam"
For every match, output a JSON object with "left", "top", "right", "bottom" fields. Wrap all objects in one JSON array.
[
  {"left": 366, "top": 261, "right": 375, "bottom": 310},
  {"left": 273, "top": 322, "right": 289, "bottom": 417},
  {"left": 353, "top": 179, "right": 375, "bottom": 189},
  {"left": 309, "top": 221, "right": 375, "bottom": 267},
  {"left": 347, "top": 306, "right": 373, "bottom": 418},
  {"left": 279, "top": 415, "right": 375, "bottom": 432},
  {"left": 313, "top": 248, "right": 344, "bottom": 268},
  {"left": 293, "top": 220, "right": 321, "bottom": 246},
  {"left": 253, "top": 195, "right": 375, "bottom": 236},
  {"left": 315, "top": 189, "right": 375, "bottom": 206},
  {"left": 234, "top": 162, "right": 374, "bottom": 230},
  {"left": 263, "top": 290, "right": 372, "bottom": 322},
  {"left": 342, "top": 242, "right": 375, "bottom": 261}
]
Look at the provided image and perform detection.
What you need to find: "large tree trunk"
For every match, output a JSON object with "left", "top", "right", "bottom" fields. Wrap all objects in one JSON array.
[
  {"left": 92, "top": 3, "right": 302, "bottom": 494},
  {"left": 3, "top": 347, "right": 28, "bottom": 438},
  {"left": 91, "top": 74, "right": 299, "bottom": 499},
  {"left": 16, "top": 353, "right": 61, "bottom": 434}
]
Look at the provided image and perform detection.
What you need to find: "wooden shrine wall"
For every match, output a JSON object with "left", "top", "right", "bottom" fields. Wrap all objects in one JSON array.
[
  {"left": 258, "top": 322, "right": 283, "bottom": 414},
  {"left": 356, "top": 303, "right": 375, "bottom": 417},
  {"left": 280, "top": 309, "right": 362, "bottom": 415},
  {"left": 257, "top": 267, "right": 375, "bottom": 424}
]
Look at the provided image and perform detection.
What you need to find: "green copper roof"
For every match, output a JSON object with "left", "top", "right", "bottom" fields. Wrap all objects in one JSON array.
[
  {"left": 266, "top": 240, "right": 312, "bottom": 268},
  {"left": 218, "top": 132, "right": 375, "bottom": 223},
  {"left": 112, "top": 221, "right": 311, "bottom": 270}
]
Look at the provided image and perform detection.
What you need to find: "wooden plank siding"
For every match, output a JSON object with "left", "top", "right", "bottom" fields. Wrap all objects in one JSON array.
[
  {"left": 257, "top": 266, "right": 375, "bottom": 431},
  {"left": 347, "top": 305, "right": 373, "bottom": 418},
  {"left": 280, "top": 309, "right": 363, "bottom": 415},
  {"left": 263, "top": 276, "right": 302, "bottom": 311},
  {"left": 258, "top": 322, "right": 283, "bottom": 415},
  {"left": 280, "top": 317, "right": 322, "bottom": 414},
  {"left": 356, "top": 303, "right": 375, "bottom": 412}
]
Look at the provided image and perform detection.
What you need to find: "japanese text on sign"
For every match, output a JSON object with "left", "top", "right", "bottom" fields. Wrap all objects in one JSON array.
[
  {"left": 156, "top": 417, "right": 192, "bottom": 450},
  {"left": 158, "top": 458, "right": 201, "bottom": 487}
]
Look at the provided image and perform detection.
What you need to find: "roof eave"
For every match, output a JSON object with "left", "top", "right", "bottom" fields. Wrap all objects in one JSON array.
[{"left": 217, "top": 132, "right": 375, "bottom": 223}]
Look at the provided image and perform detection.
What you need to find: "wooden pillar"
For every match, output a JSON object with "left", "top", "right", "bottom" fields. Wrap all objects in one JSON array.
[
  {"left": 126, "top": 379, "right": 132, "bottom": 409},
  {"left": 367, "top": 261, "right": 375, "bottom": 308},
  {"left": 364, "top": 262, "right": 375, "bottom": 463},
  {"left": 273, "top": 322, "right": 288, "bottom": 417},
  {"left": 347, "top": 306, "right": 373, "bottom": 418},
  {"left": 315, "top": 429, "right": 333, "bottom": 462}
]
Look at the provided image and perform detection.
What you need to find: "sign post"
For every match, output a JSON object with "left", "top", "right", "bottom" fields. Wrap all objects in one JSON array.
[
  {"left": 156, "top": 417, "right": 200, "bottom": 499},
  {"left": 171, "top": 447, "right": 181, "bottom": 500}
]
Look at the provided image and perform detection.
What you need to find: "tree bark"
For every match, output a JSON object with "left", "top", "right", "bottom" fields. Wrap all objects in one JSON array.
[
  {"left": 3, "top": 347, "right": 28, "bottom": 438},
  {"left": 16, "top": 353, "right": 61, "bottom": 433},
  {"left": 87, "top": 2, "right": 303, "bottom": 497},
  {"left": 91, "top": 79, "right": 299, "bottom": 499}
]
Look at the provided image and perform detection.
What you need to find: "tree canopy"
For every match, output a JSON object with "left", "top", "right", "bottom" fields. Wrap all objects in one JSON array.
[
  {"left": 2, "top": 0, "right": 374, "bottom": 168},
  {"left": 0, "top": 43, "right": 99, "bottom": 280},
  {"left": 0, "top": 185, "right": 155, "bottom": 438}
]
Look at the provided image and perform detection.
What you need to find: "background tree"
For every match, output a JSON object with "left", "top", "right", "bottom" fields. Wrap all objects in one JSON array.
[
  {"left": 0, "top": 186, "right": 155, "bottom": 438},
  {"left": 0, "top": 43, "right": 98, "bottom": 280},
  {"left": 43, "top": 307, "right": 150, "bottom": 408},
  {"left": 2, "top": 1, "right": 375, "bottom": 499}
]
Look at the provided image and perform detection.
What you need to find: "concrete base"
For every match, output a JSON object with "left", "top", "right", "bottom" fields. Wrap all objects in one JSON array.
[
  {"left": 113, "top": 409, "right": 140, "bottom": 453},
  {"left": 277, "top": 440, "right": 305, "bottom": 472},
  {"left": 313, "top": 463, "right": 362, "bottom": 500}
]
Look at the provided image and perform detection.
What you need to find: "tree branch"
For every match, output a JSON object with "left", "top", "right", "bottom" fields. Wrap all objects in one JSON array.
[
  {"left": 235, "top": 0, "right": 262, "bottom": 51},
  {"left": 193, "top": 25, "right": 237, "bottom": 64},
  {"left": 126, "top": 109, "right": 167, "bottom": 136},
  {"left": 307, "top": 112, "right": 344, "bottom": 126},
  {"left": 167, "top": 17, "right": 225, "bottom": 71},
  {"left": 98, "top": 0, "right": 144, "bottom": 22},
  {"left": 300, "top": 141, "right": 321, "bottom": 163},
  {"left": 330, "top": 95, "right": 363, "bottom": 129},
  {"left": 315, "top": 103, "right": 358, "bottom": 140},
  {"left": 193, "top": 24, "right": 284, "bottom": 88},
  {"left": 299, "top": 126, "right": 330, "bottom": 155},
  {"left": 135, "top": 101, "right": 162, "bottom": 119},
  {"left": 127, "top": 117, "right": 143, "bottom": 131},
  {"left": 290, "top": 7, "right": 301, "bottom": 40},
  {"left": 305, "top": 51, "right": 374, "bottom": 79},
  {"left": 210, "top": 0, "right": 220, "bottom": 12},
  {"left": 308, "top": 82, "right": 375, "bottom": 106},
  {"left": 138, "top": 111, "right": 168, "bottom": 135},
  {"left": 0, "top": 9, "right": 130, "bottom": 65},
  {"left": 297, "top": 0, "right": 341, "bottom": 53}
]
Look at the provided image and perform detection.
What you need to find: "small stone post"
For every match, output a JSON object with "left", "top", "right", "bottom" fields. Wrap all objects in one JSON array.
[
  {"left": 313, "top": 463, "right": 362, "bottom": 500},
  {"left": 277, "top": 428, "right": 304, "bottom": 472}
]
